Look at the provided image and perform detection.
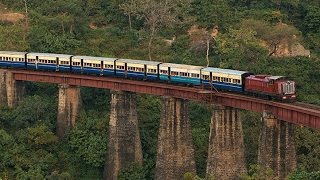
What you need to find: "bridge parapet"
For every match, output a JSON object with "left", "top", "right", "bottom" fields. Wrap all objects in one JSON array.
[{"left": 8, "top": 69, "right": 320, "bottom": 129}]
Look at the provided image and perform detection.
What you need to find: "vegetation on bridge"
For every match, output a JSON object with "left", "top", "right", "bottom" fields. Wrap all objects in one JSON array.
[{"left": 0, "top": 0, "right": 319, "bottom": 179}]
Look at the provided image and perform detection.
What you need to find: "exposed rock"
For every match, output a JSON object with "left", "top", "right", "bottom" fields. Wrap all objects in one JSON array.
[
  {"left": 163, "top": 36, "right": 176, "bottom": 46},
  {"left": 0, "top": 13, "right": 25, "bottom": 23},
  {"left": 267, "top": 40, "right": 310, "bottom": 57}
]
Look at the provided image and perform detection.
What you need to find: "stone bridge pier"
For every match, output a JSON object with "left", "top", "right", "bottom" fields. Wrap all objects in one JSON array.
[
  {"left": 206, "top": 105, "right": 247, "bottom": 180},
  {"left": 56, "top": 84, "right": 81, "bottom": 138},
  {"left": 0, "top": 69, "right": 25, "bottom": 107},
  {"left": 104, "top": 90, "right": 143, "bottom": 180},
  {"left": 258, "top": 111, "right": 297, "bottom": 179},
  {"left": 155, "top": 97, "right": 196, "bottom": 180}
]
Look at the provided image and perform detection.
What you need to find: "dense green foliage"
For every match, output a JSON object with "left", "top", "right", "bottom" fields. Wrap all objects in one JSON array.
[{"left": 0, "top": 0, "right": 319, "bottom": 179}]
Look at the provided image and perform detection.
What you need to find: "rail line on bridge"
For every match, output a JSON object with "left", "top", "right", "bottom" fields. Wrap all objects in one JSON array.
[{"left": 8, "top": 69, "right": 320, "bottom": 129}]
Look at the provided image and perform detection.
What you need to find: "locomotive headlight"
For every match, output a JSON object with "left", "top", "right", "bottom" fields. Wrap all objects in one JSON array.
[
  {"left": 283, "top": 96, "right": 287, "bottom": 99},
  {"left": 291, "top": 95, "right": 296, "bottom": 98}
]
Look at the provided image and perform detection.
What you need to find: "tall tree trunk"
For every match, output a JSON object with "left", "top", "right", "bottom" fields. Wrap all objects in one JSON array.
[
  {"left": 23, "top": 0, "right": 28, "bottom": 42},
  {"left": 148, "top": 28, "right": 155, "bottom": 61},
  {"left": 128, "top": 14, "right": 132, "bottom": 31},
  {"left": 206, "top": 37, "right": 210, "bottom": 67},
  {"left": 268, "top": 43, "right": 278, "bottom": 56}
]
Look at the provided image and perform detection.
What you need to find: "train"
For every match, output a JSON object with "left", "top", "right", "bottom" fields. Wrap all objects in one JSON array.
[{"left": 0, "top": 51, "right": 296, "bottom": 102}]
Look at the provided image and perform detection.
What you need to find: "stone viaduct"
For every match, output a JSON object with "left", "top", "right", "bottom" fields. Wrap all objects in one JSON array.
[{"left": 0, "top": 69, "right": 298, "bottom": 180}]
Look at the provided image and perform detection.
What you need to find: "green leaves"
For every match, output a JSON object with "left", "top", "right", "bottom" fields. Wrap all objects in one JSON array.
[
  {"left": 118, "top": 164, "right": 146, "bottom": 180},
  {"left": 288, "top": 171, "right": 320, "bottom": 180},
  {"left": 303, "top": 6, "right": 320, "bottom": 33},
  {"left": 27, "top": 125, "right": 58, "bottom": 146},
  {"left": 67, "top": 115, "right": 108, "bottom": 167}
]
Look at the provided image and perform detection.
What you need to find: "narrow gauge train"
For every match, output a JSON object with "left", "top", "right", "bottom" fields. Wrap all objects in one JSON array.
[{"left": 0, "top": 51, "right": 296, "bottom": 102}]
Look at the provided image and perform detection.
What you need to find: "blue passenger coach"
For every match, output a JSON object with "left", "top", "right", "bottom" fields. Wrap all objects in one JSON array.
[
  {"left": 27, "top": 53, "right": 72, "bottom": 71},
  {"left": 201, "top": 67, "right": 250, "bottom": 92},
  {"left": 115, "top": 59, "right": 161, "bottom": 80},
  {"left": 0, "top": 51, "right": 27, "bottom": 68},
  {"left": 72, "top": 56, "right": 117, "bottom": 75},
  {"left": 159, "top": 63, "right": 203, "bottom": 85}
]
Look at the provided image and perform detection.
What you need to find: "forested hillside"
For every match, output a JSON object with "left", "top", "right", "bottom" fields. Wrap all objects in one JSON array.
[{"left": 0, "top": 0, "right": 319, "bottom": 179}]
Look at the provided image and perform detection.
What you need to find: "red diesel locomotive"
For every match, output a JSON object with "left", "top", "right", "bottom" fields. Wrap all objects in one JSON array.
[{"left": 245, "top": 75, "right": 296, "bottom": 101}]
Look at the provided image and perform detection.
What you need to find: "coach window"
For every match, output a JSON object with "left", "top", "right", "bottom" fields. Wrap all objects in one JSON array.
[
  {"left": 148, "top": 69, "right": 155, "bottom": 73},
  {"left": 233, "top": 79, "right": 237, "bottom": 84},
  {"left": 172, "top": 71, "right": 178, "bottom": 76},
  {"left": 191, "top": 73, "right": 197, "bottom": 78},
  {"left": 117, "top": 65, "right": 124, "bottom": 70},
  {"left": 105, "top": 64, "right": 113, "bottom": 69},
  {"left": 137, "top": 67, "right": 144, "bottom": 72},
  {"left": 160, "top": 70, "right": 168, "bottom": 74},
  {"left": 202, "top": 75, "right": 209, "bottom": 80}
]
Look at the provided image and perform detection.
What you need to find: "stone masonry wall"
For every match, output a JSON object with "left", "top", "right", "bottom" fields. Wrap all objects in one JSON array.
[
  {"left": 104, "top": 90, "right": 143, "bottom": 180},
  {"left": 56, "top": 84, "right": 81, "bottom": 138},
  {"left": 258, "top": 111, "right": 297, "bottom": 179},
  {"left": 155, "top": 97, "right": 196, "bottom": 180},
  {"left": 0, "top": 70, "right": 7, "bottom": 106},
  {"left": 206, "top": 105, "right": 247, "bottom": 180},
  {"left": 0, "top": 69, "right": 25, "bottom": 107}
]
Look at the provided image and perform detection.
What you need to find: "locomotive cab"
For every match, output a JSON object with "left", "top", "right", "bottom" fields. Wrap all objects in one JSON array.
[
  {"left": 245, "top": 75, "right": 296, "bottom": 102},
  {"left": 277, "top": 79, "right": 296, "bottom": 101}
]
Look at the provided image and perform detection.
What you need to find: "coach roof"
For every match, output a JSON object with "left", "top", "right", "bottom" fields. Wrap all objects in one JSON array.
[
  {"left": 27, "top": 52, "right": 73, "bottom": 58},
  {"left": 73, "top": 56, "right": 117, "bottom": 62},
  {"left": 0, "top": 51, "right": 27, "bottom": 55},
  {"left": 202, "top": 67, "right": 248, "bottom": 76},
  {"left": 160, "top": 63, "right": 203, "bottom": 70},
  {"left": 117, "top": 59, "right": 161, "bottom": 65}
]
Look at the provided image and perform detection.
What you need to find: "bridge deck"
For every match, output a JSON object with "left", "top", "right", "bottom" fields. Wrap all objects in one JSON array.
[{"left": 6, "top": 69, "right": 320, "bottom": 129}]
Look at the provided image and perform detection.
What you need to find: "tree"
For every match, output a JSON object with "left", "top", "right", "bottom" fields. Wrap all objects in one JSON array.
[
  {"left": 67, "top": 113, "right": 108, "bottom": 167},
  {"left": 120, "top": 0, "right": 192, "bottom": 60},
  {"left": 216, "top": 27, "right": 268, "bottom": 70},
  {"left": 240, "top": 19, "right": 300, "bottom": 56},
  {"left": 241, "top": 164, "right": 276, "bottom": 180},
  {"left": 119, "top": 0, "right": 137, "bottom": 31},
  {"left": 118, "top": 164, "right": 146, "bottom": 180},
  {"left": 288, "top": 171, "right": 320, "bottom": 179},
  {"left": 302, "top": 6, "right": 320, "bottom": 33}
]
